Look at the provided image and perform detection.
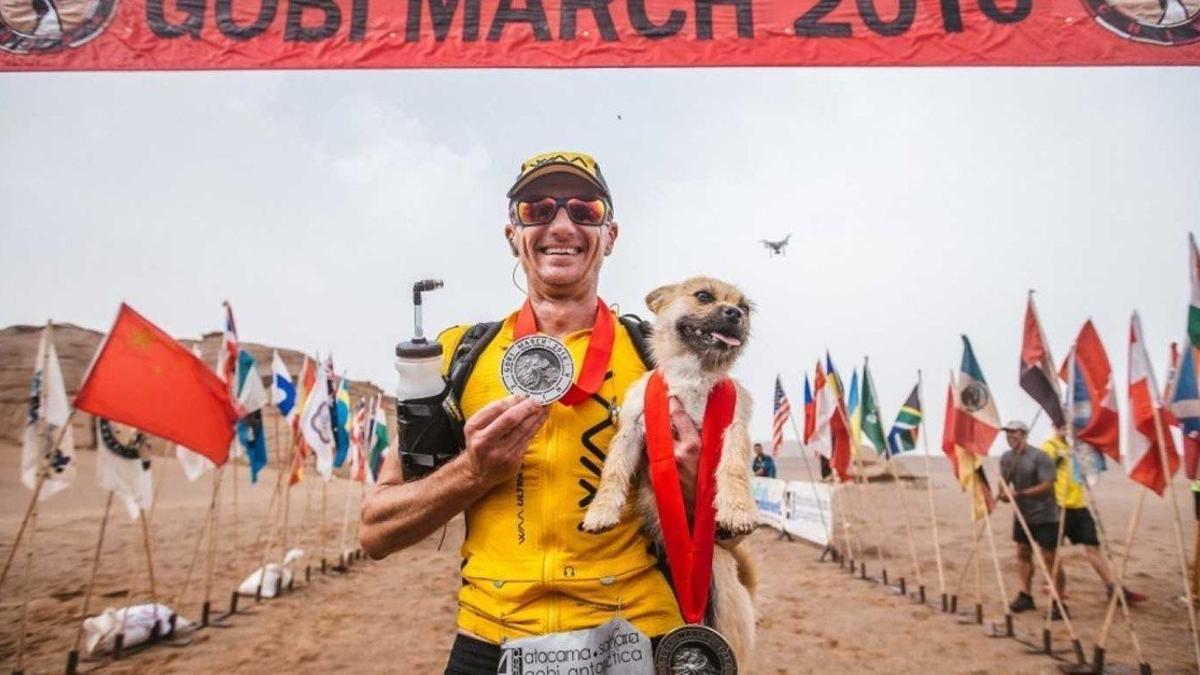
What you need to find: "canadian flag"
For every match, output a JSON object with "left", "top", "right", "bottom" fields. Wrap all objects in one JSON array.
[{"left": 1127, "top": 312, "right": 1180, "bottom": 496}]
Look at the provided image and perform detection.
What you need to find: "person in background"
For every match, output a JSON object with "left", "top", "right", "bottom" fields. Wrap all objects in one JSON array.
[
  {"left": 1040, "top": 430, "right": 1146, "bottom": 604},
  {"left": 753, "top": 442, "right": 777, "bottom": 478}
]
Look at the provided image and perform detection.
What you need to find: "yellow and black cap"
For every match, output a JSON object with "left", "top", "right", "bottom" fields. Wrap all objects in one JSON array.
[{"left": 507, "top": 151, "right": 612, "bottom": 205}]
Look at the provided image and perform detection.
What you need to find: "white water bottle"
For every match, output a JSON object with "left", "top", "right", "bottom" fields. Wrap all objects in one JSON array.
[{"left": 395, "top": 279, "right": 446, "bottom": 400}]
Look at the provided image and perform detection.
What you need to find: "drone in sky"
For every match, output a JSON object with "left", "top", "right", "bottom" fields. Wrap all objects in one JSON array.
[{"left": 760, "top": 234, "right": 791, "bottom": 257}]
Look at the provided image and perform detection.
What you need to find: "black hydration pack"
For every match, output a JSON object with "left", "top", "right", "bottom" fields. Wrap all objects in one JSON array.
[{"left": 397, "top": 314, "right": 655, "bottom": 479}]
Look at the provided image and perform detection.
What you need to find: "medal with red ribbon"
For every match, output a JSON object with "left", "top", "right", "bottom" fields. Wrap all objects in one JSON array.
[
  {"left": 645, "top": 371, "right": 739, "bottom": 673},
  {"left": 502, "top": 298, "right": 614, "bottom": 406}
]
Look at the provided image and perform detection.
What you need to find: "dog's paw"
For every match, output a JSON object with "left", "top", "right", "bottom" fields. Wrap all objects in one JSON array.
[
  {"left": 716, "top": 503, "right": 758, "bottom": 536},
  {"left": 581, "top": 507, "right": 621, "bottom": 533}
]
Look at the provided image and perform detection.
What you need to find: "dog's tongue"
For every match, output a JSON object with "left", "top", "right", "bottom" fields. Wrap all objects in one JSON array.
[{"left": 711, "top": 332, "right": 742, "bottom": 347}]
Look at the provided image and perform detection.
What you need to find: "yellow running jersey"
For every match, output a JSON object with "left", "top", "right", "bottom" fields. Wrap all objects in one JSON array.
[
  {"left": 437, "top": 310, "right": 683, "bottom": 644},
  {"left": 1040, "top": 436, "right": 1086, "bottom": 510}
]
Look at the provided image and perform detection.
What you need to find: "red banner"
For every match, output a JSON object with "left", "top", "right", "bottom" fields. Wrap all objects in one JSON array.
[{"left": 2, "top": 0, "right": 1198, "bottom": 69}]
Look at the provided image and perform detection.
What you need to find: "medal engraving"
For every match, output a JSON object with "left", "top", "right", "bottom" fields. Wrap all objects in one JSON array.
[
  {"left": 501, "top": 335, "right": 575, "bottom": 404},
  {"left": 654, "top": 625, "right": 737, "bottom": 675}
]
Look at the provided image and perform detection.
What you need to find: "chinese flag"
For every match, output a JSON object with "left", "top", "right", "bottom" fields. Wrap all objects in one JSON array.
[{"left": 75, "top": 304, "right": 239, "bottom": 466}]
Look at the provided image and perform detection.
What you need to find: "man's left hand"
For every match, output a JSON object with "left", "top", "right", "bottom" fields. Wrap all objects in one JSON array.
[{"left": 669, "top": 396, "right": 700, "bottom": 514}]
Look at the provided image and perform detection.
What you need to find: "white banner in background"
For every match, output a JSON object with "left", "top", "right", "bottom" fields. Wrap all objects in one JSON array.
[
  {"left": 782, "top": 481, "right": 834, "bottom": 546},
  {"left": 752, "top": 477, "right": 786, "bottom": 530}
]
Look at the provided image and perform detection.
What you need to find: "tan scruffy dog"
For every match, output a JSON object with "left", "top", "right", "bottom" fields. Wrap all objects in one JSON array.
[{"left": 582, "top": 277, "right": 758, "bottom": 667}]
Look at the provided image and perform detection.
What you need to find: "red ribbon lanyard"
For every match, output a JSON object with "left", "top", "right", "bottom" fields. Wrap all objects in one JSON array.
[
  {"left": 644, "top": 370, "right": 736, "bottom": 624},
  {"left": 513, "top": 298, "right": 614, "bottom": 407}
]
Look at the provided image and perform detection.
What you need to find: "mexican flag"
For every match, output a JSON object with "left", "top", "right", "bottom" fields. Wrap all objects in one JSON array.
[{"left": 954, "top": 335, "right": 1000, "bottom": 457}]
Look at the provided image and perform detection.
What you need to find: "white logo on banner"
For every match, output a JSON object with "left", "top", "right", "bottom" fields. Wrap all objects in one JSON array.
[{"left": 752, "top": 477, "right": 835, "bottom": 546}]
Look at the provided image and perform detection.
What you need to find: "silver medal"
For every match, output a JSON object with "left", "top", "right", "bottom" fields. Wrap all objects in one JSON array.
[
  {"left": 654, "top": 625, "right": 737, "bottom": 675},
  {"left": 501, "top": 335, "right": 575, "bottom": 404}
]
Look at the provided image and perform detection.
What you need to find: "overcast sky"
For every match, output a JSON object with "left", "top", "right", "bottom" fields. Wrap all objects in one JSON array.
[{"left": 1, "top": 67, "right": 1197, "bottom": 454}]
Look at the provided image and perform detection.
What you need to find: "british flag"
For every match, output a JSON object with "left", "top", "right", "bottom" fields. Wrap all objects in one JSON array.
[{"left": 771, "top": 375, "right": 791, "bottom": 457}]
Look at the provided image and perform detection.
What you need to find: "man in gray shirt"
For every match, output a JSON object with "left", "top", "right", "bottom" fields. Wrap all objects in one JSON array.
[{"left": 997, "top": 420, "right": 1062, "bottom": 617}]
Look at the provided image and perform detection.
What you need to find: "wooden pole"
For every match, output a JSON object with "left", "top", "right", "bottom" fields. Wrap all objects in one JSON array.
[
  {"left": 232, "top": 456, "right": 242, "bottom": 580},
  {"left": 336, "top": 475, "right": 356, "bottom": 568},
  {"left": 1148, "top": 387, "right": 1200, "bottom": 668},
  {"left": 981, "top": 503, "right": 1014, "bottom": 636},
  {"left": 917, "top": 371, "right": 948, "bottom": 606},
  {"left": 14, "top": 503, "right": 39, "bottom": 674},
  {"left": 138, "top": 509, "right": 161, "bottom": 632},
  {"left": 850, "top": 442, "right": 888, "bottom": 581},
  {"left": 1041, "top": 500, "right": 1069, "bottom": 635},
  {"left": 67, "top": 492, "right": 114, "bottom": 671},
  {"left": 785, "top": 414, "right": 835, "bottom": 557},
  {"left": 0, "top": 473, "right": 45, "bottom": 596},
  {"left": 202, "top": 466, "right": 225, "bottom": 625},
  {"left": 887, "top": 454, "right": 925, "bottom": 592},
  {"left": 252, "top": 467, "right": 286, "bottom": 598},
  {"left": 995, "top": 475, "right": 1085, "bottom": 658},
  {"left": 1083, "top": 480, "right": 1146, "bottom": 670},
  {"left": 1095, "top": 488, "right": 1148, "bottom": 653},
  {"left": 320, "top": 477, "right": 329, "bottom": 574},
  {"left": 0, "top": 407, "right": 77, "bottom": 593},
  {"left": 951, "top": 520, "right": 984, "bottom": 613}
]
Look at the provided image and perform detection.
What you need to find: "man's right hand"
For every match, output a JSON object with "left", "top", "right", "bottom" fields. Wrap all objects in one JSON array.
[{"left": 462, "top": 394, "right": 549, "bottom": 490}]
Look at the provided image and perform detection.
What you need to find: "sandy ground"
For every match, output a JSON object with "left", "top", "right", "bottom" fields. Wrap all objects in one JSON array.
[{"left": 1, "top": 444, "right": 1198, "bottom": 674}]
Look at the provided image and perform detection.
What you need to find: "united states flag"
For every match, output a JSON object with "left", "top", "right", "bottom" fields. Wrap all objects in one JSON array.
[{"left": 772, "top": 375, "right": 791, "bottom": 457}]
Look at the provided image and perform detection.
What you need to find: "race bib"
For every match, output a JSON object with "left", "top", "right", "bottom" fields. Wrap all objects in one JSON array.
[{"left": 497, "top": 618, "right": 653, "bottom": 675}]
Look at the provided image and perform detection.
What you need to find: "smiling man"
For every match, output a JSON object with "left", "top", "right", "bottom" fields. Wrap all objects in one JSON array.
[{"left": 360, "top": 151, "right": 701, "bottom": 674}]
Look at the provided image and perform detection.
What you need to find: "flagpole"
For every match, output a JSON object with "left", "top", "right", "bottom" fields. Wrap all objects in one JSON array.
[
  {"left": 1149, "top": 378, "right": 1200, "bottom": 668},
  {"left": 979, "top": 494, "right": 1014, "bottom": 637},
  {"left": 995, "top": 472, "right": 1086, "bottom": 663},
  {"left": 784, "top": 397, "right": 835, "bottom": 559},
  {"left": 0, "top": 408, "right": 77, "bottom": 593},
  {"left": 14, "top": 502, "right": 39, "bottom": 674},
  {"left": 949, "top": 518, "right": 983, "bottom": 617},
  {"left": 65, "top": 492, "right": 114, "bottom": 674},
  {"left": 916, "top": 371, "right": 948, "bottom": 608},
  {"left": 320, "top": 477, "right": 329, "bottom": 574},
  {"left": 139, "top": 507, "right": 162, "bottom": 638},
  {"left": 1093, "top": 488, "right": 1148, "bottom": 663},
  {"left": 849, "top": 421, "right": 888, "bottom": 583},
  {"left": 885, "top": 447, "right": 924, "bottom": 597},
  {"left": 201, "top": 466, "right": 229, "bottom": 627},
  {"left": 1083, "top": 478, "right": 1147, "bottom": 671},
  {"left": 337, "top": 475, "right": 355, "bottom": 570},
  {"left": 252, "top": 465, "right": 286, "bottom": 600}
]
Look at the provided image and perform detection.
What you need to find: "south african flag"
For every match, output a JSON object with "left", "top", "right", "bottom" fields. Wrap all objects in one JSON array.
[{"left": 887, "top": 384, "right": 922, "bottom": 456}]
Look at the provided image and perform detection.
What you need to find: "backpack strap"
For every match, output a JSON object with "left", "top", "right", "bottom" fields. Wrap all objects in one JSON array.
[
  {"left": 619, "top": 313, "right": 656, "bottom": 370},
  {"left": 447, "top": 320, "right": 504, "bottom": 403}
]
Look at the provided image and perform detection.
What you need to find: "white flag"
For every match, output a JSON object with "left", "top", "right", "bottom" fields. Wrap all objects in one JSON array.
[
  {"left": 95, "top": 419, "right": 153, "bottom": 520},
  {"left": 300, "top": 358, "right": 335, "bottom": 481},
  {"left": 177, "top": 344, "right": 216, "bottom": 480},
  {"left": 21, "top": 326, "right": 76, "bottom": 501}
]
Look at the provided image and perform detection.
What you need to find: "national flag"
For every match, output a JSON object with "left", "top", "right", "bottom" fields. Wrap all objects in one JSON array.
[
  {"left": 217, "top": 301, "right": 239, "bottom": 388},
  {"left": 802, "top": 372, "right": 816, "bottom": 444},
  {"left": 300, "top": 357, "right": 336, "bottom": 481},
  {"left": 271, "top": 351, "right": 297, "bottom": 422},
  {"left": 941, "top": 372, "right": 994, "bottom": 520},
  {"left": 333, "top": 373, "right": 352, "bottom": 469},
  {"left": 811, "top": 363, "right": 852, "bottom": 481},
  {"left": 846, "top": 369, "right": 862, "bottom": 447},
  {"left": 21, "top": 325, "right": 76, "bottom": 501},
  {"left": 74, "top": 304, "right": 239, "bottom": 465},
  {"left": 954, "top": 336, "right": 1001, "bottom": 457},
  {"left": 1063, "top": 321, "right": 1120, "bottom": 463},
  {"left": 350, "top": 398, "right": 368, "bottom": 482},
  {"left": 177, "top": 344, "right": 217, "bottom": 481},
  {"left": 770, "top": 376, "right": 790, "bottom": 457},
  {"left": 1127, "top": 312, "right": 1180, "bottom": 495},
  {"left": 887, "top": 383, "right": 921, "bottom": 456},
  {"left": 234, "top": 349, "right": 269, "bottom": 482},
  {"left": 367, "top": 395, "right": 390, "bottom": 484},
  {"left": 288, "top": 356, "right": 317, "bottom": 487},
  {"left": 860, "top": 360, "right": 888, "bottom": 456},
  {"left": 825, "top": 351, "right": 845, "bottom": 403},
  {"left": 1165, "top": 232, "right": 1200, "bottom": 481},
  {"left": 1020, "top": 294, "right": 1067, "bottom": 429},
  {"left": 95, "top": 418, "right": 153, "bottom": 520}
]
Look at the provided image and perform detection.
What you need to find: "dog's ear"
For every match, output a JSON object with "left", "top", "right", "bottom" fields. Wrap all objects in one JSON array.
[{"left": 644, "top": 284, "right": 676, "bottom": 315}]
